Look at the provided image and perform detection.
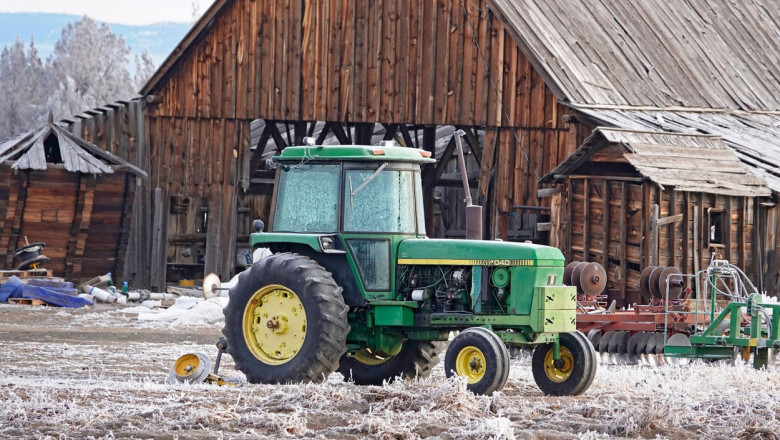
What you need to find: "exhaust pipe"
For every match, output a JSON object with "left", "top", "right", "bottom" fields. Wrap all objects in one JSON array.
[{"left": 453, "top": 130, "right": 483, "bottom": 240}]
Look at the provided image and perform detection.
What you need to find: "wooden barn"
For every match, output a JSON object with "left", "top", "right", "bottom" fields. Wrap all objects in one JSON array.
[
  {"left": 0, "top": 120, "right": 146, "bottom": 281},
  {"left": 39, "top": 0, "right": 780, "bottom": 295},
  {"left": 540, "top": 128, "right": 772, "bottom": 306}
]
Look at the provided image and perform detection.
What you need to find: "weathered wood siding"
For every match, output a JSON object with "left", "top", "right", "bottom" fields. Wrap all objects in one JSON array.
[
  {"left": 0, "top": 167, "right": 134, "bottom": 281},
  {"left": 560, "top": 177, "right": 768, "bottom": 306},
  {"left": 149, "top": 0, "right": 560, "bottom": 129}
]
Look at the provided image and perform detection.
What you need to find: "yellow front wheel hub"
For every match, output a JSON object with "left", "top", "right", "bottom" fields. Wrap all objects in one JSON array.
[
  {"left": 543, "top": 346, "right": 574, "bottom": 383},
  {"left": 455, "top": 346, "right": 487, "bottom": 384},
  {"left": 243, "top": 284, "right": 307, "bottom": 365}
]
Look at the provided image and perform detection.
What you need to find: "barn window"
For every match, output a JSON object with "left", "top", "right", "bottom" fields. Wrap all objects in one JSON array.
[{"left": 708, "top": 209, "right": 725, "bottom": 246}]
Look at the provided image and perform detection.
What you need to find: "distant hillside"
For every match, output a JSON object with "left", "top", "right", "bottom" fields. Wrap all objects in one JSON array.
[{"left": 0, "top": 13, "right": 190, "bottom": 68}]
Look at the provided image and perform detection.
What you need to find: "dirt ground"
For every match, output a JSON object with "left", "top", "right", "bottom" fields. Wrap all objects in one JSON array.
[{"left": 0, "top": 303, "right": 778, "bottom": 440}]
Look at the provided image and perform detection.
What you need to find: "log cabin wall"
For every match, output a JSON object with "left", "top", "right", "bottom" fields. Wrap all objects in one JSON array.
[
  {"left": 139, "top": 0, "right": 586, "bottom": 285},
  {"left": 0, "top": 167, "right": 135, "bottom": 282}
]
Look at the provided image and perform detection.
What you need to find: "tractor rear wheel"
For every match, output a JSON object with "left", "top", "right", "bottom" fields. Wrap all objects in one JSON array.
[
  {"left": 222, "top": 253, "right": 350, "bottom": 384},
  {"left": 444, "top": 327, "right": 510, "bottom": 395},
  {"left": 532, "top": 331, "right": 597, "bottom": 396},
  {"left": 338, "top": 340, "right": 445, "bottom": 385}
]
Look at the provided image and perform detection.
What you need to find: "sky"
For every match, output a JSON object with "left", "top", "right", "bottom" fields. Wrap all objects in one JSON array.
[{"left": 0, "top": 0, "right": 210, "bottom": 25}]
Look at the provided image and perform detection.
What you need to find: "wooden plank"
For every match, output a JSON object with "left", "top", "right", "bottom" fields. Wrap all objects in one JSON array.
[
  {"left": 650, "top": 203, "right": 659, "bottom": 266},
  {"left": 657, "top": 213, "right": 684, "bottom": 227},
  {"left": 583, "top": 179, "right": 590, "bottom": 261},
  {"left": 619, "top": 182, "right": 628, "bottom": 299},
  {"left": 668, "top": 189, "right": 676, "bottom": 267},
  {"left": 682, "top": 192, "right": 690, "bottom": 274},
  {"left": 602, "top": 180, "right": 610, "bottom": 267},
  {"left": 150, "top": 187, "right": 166, "bottom": 291},
  {"left": 724, "top": 196, "right": 732, "bottom": 262}
]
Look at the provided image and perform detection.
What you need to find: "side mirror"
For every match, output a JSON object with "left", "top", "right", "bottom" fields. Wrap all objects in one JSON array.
[{"left": 253, "top": 219, "right": 265, "bottom": 233}]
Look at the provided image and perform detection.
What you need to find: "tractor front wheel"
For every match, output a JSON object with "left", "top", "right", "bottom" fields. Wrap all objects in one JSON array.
[
  {"left": 338, "top": 340, "right": 445, "bottom": 385},
  {"left": 222, "top": 253, "right": 350, "bottom": 384},
  {"left": 444, "top": 327, "right": 510, "bottom": 395},
  {"left": 532, "top": 331, "right": 596, "bottom": 396}
]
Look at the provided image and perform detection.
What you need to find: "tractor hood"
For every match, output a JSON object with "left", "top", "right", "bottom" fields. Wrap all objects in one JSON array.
[{"left": 396, "top": 239, "right": 565, "bottom": 267}]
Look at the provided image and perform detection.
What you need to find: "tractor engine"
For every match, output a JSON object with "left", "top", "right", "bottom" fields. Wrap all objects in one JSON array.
[{"left": 398, "top": 265, "right": 474, "bottom": 312}]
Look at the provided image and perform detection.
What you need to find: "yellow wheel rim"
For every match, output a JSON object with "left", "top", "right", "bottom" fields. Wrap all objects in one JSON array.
[
  {"left": 543, "top": 346, "right": 574, "bottom": 383},
  {"left": 242, "top": 284, "right": 307, "bottom": 365},
  {"left": 455, "top": 346, "right": 486, "bottom": 384},
  {"left": 353, "top": 348, "right": 393, "bottom": 366}
]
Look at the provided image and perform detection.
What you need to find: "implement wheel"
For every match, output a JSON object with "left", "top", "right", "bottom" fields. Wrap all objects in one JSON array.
[
  {"left": 532, "top": 331, "right": 597, "bottom": 396},
  {"left": 338, "top": 340, "right": 446, "bottom": 385},
  {"left": 222, "top": 253, "right": 349, "bottom": 384},
  {"left": 444, "top": 327, "right": 510, "bottom": 395}
]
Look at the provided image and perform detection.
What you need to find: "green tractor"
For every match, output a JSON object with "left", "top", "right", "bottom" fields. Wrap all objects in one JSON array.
[{"left": 221, "top": 139, "right": 597, "bottom": 396}]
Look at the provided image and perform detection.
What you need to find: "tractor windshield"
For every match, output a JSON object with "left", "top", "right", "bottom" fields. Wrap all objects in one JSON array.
[
  {"left": 343, "top": 168, "right": 418, "bottom": 233},
  {"left": 273, "top": 164, "right": 340, "bottom": 233}
]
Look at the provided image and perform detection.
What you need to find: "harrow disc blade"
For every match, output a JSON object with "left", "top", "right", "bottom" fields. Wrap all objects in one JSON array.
[
  {"left": 598, "top": 330, "right": 616, "bottom": 353},
  {"left": 658, "top": 267, "right": 684, "bottom": 300},
  {"left": 587, "top": 329, "right": 602, "bottom": 349},
  {"left": 563, "top": 261, "right": 583, "bottom": 287},
  {"left": 579, "top": 262, "right": 607, "bottom": 297},
  {"left": 634, "top": 332, "right": 651, "bottom": 356},
  {"left": 571, "top": 262, "right": 588, "bottom": 293},
  {"left": 639, "top": 266, "right": 656, "bottom": 300},
  {"left": 665, "top": 333, "right": 692, "bottom": 366},
  {"left": 626, "top": 332, "right": 644, "bottom": 365},
  {"left": 648, "top": 266, "right": 667, "bottom": 299}
]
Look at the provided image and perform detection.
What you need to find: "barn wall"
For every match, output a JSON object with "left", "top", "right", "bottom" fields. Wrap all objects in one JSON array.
[
  {"left": 0, "top": 168, "right": 134, "bottom": 282},
  {"left": 150, "top": 0, "right": 560, "bottom": 129},
  {"left": 559, "top": 175, "right": 772, "bottom": 306}
]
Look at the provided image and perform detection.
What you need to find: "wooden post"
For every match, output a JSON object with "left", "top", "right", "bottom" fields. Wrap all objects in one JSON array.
[
  {"left": 682, "top": 192, "right": 690, "bottom": 275},
  {"left": 619, "top": 182, "right": 628, "bottom": 299},
  {"left": 566, "top": 178, "right": 573, "bottom": 262},
  {"left": 422, "top": 126, "right": 436, "bottom": 236},
  {"left": 668, "top": 189, "right": 676, "bottom": 267},
  {"left": 583, "top": 179, "right": 590, "bottom": 261},
  {"left": 150, "top": 187, "right": 167, "bottom": 291},
  {"left": 602, "top": 180, "right": 610, "bottom": 267},
  {"left": 693, "top": 204, "right": 700, "bottom": 275},
  {"left": 650, "top": 203, "right": 659, "bottom": 267}
]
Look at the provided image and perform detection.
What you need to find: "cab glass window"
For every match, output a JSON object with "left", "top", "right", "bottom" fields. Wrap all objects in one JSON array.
[
  {"left": 343, "top": 167, "right": 416, "bottom": 233},
  {"left": 273, "top": 164, "right": 340, "bottom": 233}
]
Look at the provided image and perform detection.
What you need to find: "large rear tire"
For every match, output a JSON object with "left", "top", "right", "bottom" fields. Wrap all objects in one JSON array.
[
  {"left": 532, "top": 331, "right": 597, "bottom": 396},
  {"left": 444, "top": 327, "right": 510, "bottom": 395},
  {"left": 222, "top": 253, "right": 350, "bottom": 384},
  {"left": 338, "top": 340, "right": 445, "bottom": 385}
]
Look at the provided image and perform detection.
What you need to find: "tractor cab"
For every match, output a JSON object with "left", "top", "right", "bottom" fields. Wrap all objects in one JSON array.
[{"left": 253, "top": 143, "right": 431, "bottom": 303}]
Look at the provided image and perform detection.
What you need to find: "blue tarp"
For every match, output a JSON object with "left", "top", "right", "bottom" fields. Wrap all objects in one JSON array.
[{"left": 0, "top": 276, "right": 93, "bottom": 308}]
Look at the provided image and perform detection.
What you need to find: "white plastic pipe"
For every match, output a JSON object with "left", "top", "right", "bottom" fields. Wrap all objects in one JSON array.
[{"left": 83, "top": 284, "right": 117, "bottom": 303}]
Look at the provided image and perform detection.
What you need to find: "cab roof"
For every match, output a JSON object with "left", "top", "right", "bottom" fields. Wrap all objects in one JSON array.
[{"left": 273, "top": 145, "right": 435, "bottom": 164}]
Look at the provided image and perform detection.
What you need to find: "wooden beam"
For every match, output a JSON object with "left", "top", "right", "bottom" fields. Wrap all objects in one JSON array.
[
  {"left": 331, "top": 123, "right": 351, "bottom": 145},
  {"left": 650, "top": 203, "right": 659, "bottom": 266},
  {"left": 267, "top": 122, "right": 287, "bottom": 152},
  {"left": 537, "top": 187, "right": 563, "bottom": 198},
  {"left": 619, "top": 182, "right": 628, "bottom": 300},
  {"left": 657, "top": 213, "right": 684, "bottom": 227},
  {"left": 399, "top": 125, "right": 415, "bottom": 149},
  {"left": 668, "top": 189, "right": 676, "bottom": 267},
  {"left": 150, "top": 187, "right": 167, "bottom": 291},
  {"left": 724, "top": 196, "right": 732, "bottom": 262},
  {"left": 583, "top": 179, "right": 590, "bottom": 261},
  {"left": 422, "top": 126, "right": 436, "bottom": 235},
  {"left": 249, "top": 125, "right": 272, "bottom": 174},
  {"left": 382, "top": 124, "right": 399, "bottom": 141},
  {"left": 602, "top": 180, "right": 610, "bottom": 268},
  {"left": 435, "top": 138, "right": 457, "bottom": 181}
]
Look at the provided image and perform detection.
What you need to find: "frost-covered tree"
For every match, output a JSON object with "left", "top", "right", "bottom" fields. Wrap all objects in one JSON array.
[
  {"left": 46, "top": 16, "right": 136, "bottom": 119},
  {"left": 134, "top": 49, "right": 156, "bottom": 91},
  {"left": 0, "top": 37, "right": 46, "bottom": 139}
]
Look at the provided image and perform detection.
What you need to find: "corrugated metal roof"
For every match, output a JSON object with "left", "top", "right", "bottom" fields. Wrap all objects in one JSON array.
[
  {"left": 489, "top": 0, "right": 780, "bottom": 111},
  {"left": 543, "top": 127, "right": 771, "bottom": 197},
  {"left": 571, "top": 106, "right": 780, "bottom": 193}
]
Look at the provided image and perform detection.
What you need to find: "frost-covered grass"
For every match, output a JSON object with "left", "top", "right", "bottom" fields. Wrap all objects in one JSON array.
[{"left": 0, "top": 305, "right": 778, "bottom": 439}]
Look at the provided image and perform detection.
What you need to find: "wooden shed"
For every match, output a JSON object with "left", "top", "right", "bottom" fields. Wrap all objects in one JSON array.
[
  {"left": 0, "top": 121, "right": 146, "bottom": 281},
  {"left": 541, "top": 128, "right": 772, "bottom": 306}
]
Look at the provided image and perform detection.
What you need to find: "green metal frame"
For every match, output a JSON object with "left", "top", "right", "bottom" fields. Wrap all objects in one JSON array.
[{"left": 663, "top": 269, "right": 780, "bottom": 368}]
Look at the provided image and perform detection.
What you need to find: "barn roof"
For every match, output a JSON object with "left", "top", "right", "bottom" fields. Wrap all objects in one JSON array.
[
  {"left": 0, "top": 122, "right": 147, "bottom": 177},
  {"left": 542, "top": 128, "right": 771, "bottom": 198},
  {"left": 489, "top": 0, "right": 780, "bottom": 111},
  {"left": 487, "top": 0, "right": 780, "bottom": 192}
]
